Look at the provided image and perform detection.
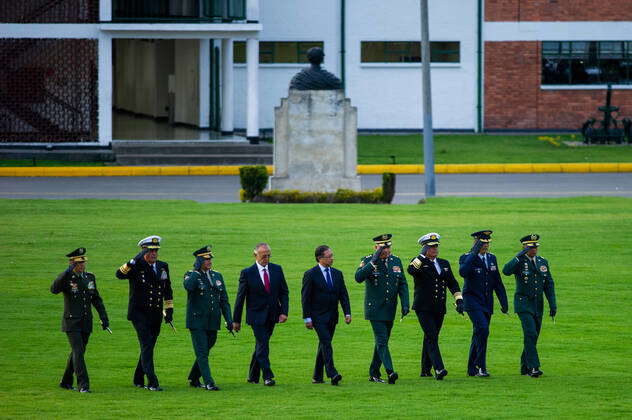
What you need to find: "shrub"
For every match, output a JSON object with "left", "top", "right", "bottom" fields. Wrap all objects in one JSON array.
[
  {"left": 239, "top": 165, "right": 268, "bottom": 202},
  {"left": 252, "top": 188, "right": 384, "bottom": 204},
  {"left": 382, "top": 172, "right": 396, "bottom": 204}
]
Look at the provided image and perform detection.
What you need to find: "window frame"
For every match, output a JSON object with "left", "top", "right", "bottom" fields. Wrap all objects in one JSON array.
[
  {"left": 360, "top": 40, "right": 461, "bottom": 65},
  {"left": 233, "top": 41, "right": 325, "bottom": 65}
]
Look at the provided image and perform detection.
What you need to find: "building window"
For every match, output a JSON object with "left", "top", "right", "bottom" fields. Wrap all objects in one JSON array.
[
  {"left": 542, "top": 41, "right": 632, "bottom": 85},
  {"left": 361, "top": 41, "right": 460, "bottom": 63},
  {"left": 234, "top": 41, "right": 324, "bottom": 64}
]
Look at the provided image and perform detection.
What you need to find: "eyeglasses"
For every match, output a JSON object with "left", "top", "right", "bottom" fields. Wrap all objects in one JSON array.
[{"left": 259, "top": 254, "right": 271, "bottom": 258}]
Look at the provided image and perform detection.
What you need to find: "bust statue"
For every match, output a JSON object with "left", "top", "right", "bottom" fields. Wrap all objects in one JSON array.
[{"left": 289, "top": 47, "right": 342, "bottom": 90}]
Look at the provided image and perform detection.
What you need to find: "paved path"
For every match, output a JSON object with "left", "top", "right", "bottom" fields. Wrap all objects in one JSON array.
[{"left": 0, "top": 173, "right": 630, "bottom": 203}]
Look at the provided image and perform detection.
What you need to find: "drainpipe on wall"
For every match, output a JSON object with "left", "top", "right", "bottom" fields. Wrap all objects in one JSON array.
[
  {"left": 476, "top": 0, "right": 483, "bottom": 132},
  {"left": 340, "top": 0, "right": 346, "bottom": 93}
]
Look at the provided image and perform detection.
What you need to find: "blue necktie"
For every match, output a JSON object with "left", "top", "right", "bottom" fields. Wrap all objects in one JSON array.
[
  {"left": 325, "top": 268, "right": 333, "bottom": 290},
  {"left": 482, "top": 255, "right": 488, "bottom": 269}
]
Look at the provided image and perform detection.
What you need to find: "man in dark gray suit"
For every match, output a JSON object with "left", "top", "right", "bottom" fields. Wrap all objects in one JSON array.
[
  {"left": 301, "top": 245, "right": 351, "bottom": 385},
  {"left": 233, "top": 243, "right": 289, "bottom": 386}
]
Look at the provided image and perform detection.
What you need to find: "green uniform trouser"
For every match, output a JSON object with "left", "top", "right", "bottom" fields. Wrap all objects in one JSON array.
[
  {"left": 369, "top": 320, "right": 394, "bottom": 377},
  {"left": 517, "top": 312, "right": 542, "bottom": 371},
  {"left": 188, "top": 329, "right": 218, "bottom": 386}
]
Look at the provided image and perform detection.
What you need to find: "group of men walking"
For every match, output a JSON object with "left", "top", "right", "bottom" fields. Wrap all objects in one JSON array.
[{"left": 51, "top": 231, "right": 557, "bottom": 392}]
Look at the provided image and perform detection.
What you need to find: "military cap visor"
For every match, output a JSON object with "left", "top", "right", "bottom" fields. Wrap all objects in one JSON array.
[
  {"left": 471, "top": 230, "right": 493, "bottom": 242},
  {"left": 372, "top": 233, "right": 392, "bottom": 247},
  {"left": 193, "top": 245, "right": 213, "bottom": 259},
  {"left": 66, "top": 247, "right": 88, "bottom": 262},
  {"left": 138, "top": 235, "right": 161, "bottom": 249},
  {"left": 520, "top": 234, "right": 540, "bottom": 247}
]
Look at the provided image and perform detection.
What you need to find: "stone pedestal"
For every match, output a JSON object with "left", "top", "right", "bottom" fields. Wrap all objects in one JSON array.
[{"left": 270, "top": 89, "right": 361, "bottom": 192}]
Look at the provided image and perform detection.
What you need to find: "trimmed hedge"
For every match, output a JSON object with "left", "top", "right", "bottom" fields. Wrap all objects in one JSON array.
[
  {"left": 382, "top": 172, "right": 396, "bottom": 203},
  {"left": 248, "top": 188, "right": 384, "bottom": 203},
  {"left": 239, "top": 165, "right": 268, "bottom": 201}
]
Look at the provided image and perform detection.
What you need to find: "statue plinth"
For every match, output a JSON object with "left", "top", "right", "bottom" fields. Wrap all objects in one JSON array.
[{"left": 270, "top": 89, "right": 361, "bottom": 192}]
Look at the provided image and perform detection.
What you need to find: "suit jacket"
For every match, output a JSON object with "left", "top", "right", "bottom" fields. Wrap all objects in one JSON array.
[
  {"left": 355, "top": 254, "right": 410, "bottom": 321},
  {"left": 459, "top": 252, "right": 508, "bottom": 314},
  {"left": 184, "top": 269, "right": 232, "bottom": 330},
  {"left": 233, "top": 262, "right": 289, "bottom": 326},
  {"left": 116, "top": 258, "right": 173, "bottom": 322},
  {"left": 51, "top": 269, "right": 108, "bottom": 333},
  {"left": 503, "top": 254, "right": 556, "bottom": 316},
  {"left": 301, "top": 265, "right": 351, "bottom": 324},
  {"left": 407, "top": 255, "right": 461, "bottom": 314}
]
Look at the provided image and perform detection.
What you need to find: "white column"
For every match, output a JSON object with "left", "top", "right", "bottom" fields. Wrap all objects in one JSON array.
[
  {"left": 221, "top": 38, "right": 234, "bottom": 134},
  {"left": 246, "top": 37, "right": 259, "bottom": 142},
  {"left": 100, "top": 0, "right": 112, "bottom": 21},
  {"left": 247, "top": 0, "right": 260, "bottom": 22},
  {"left": 98, "top": 34, "right": 112, "bottom": 145},
  {"left": 199, "top": 39, "right": 211, "bottom": 128}
]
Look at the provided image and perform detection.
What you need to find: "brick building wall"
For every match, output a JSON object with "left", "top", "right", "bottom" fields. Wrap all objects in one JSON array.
[
  {"left": 484, "top": 41, "right": 632, "bottom": 130},
  {"left": 486, "top": 0, "right": 632, "bottom": 22}
]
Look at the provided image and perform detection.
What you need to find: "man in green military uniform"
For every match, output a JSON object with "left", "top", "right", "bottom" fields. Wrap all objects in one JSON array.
[
  {"left": 502, "top": 234, "right": 557, "bottom": 378},
  {"left": 184, "top": 245, "right": 233, "bottom": 391},
  {"left": 355, "top": 234, "right": 409, "bottom": 384},
  {"left": 51, "top": 248, "right": 109, "bottom": 393}
]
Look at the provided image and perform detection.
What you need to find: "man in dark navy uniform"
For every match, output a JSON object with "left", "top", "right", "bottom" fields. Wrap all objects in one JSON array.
[
  {"left": 301, "top": 245, "right": 351, "bottom": 385},
  {"left": 233, "top": 242, "right": 289, "bottom": 386},
  {"left": 408, "top": 233, "right": 463, "bottom": 380},
  {"left": 459, "top": 230, "right": 508, "bottom": 377},
  {"left": 116, "top": 235, "right": 173, "bottom": 391},
  {"left": 51, "top": 248, "right": 109, "bottom": 393}
]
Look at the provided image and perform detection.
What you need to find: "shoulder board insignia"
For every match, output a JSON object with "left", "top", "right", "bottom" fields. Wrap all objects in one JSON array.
[{"left": 410, "top": 258, "right": 421, "bottom": 269}]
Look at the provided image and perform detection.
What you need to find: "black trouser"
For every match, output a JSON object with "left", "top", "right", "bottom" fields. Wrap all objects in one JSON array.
[
  {"left": 61, "top": 332, "right": 90, "bottom": 389},
  {"left": 369, "top": 320, "right": 394, "bottom": 377},
  {"left": 132, "top": 316, "right": 162, "bottom": 387},
  {"left": 248, "top": 321, "right": 276, "bottom": 381},
  {"left": 416, "top": 311, "right": 445, "bottom": 373},
  {"left": 518, "top": 312, "right": 543, "bottom": 372},
  {"left": 188, "top": 329, "right": 218, "bottom": 386},
  {"left": 466, "top": 310, "right": 492, "bottom": 374},
  {"left": 312, "top": 319, "right": 338, "bottom": 381}
]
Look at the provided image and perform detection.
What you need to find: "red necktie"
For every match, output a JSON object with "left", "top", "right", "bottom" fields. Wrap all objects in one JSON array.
[{"left": 263, "top": 268, "right": 271, "bottom": 294}]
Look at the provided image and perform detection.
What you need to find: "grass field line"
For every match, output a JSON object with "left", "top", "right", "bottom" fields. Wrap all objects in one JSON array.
[{"left": 1, "top": 162, "right": 632, "bottom": 177}]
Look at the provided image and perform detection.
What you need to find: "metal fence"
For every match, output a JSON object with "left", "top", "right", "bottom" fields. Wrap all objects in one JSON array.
[
  {"left": 0, "top": 0, "right": 99, "bottom": 23},
  {"left": 0, "top": 39, "right": 98, "bottom": 143}
]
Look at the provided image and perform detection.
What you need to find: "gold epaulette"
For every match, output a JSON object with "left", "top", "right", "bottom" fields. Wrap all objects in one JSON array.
[
  {"left": 118, "top": 263, "right": 131, "bottom": 274},
  {"left": 410, "top": 257, "right": 422, "bottom": 269},
  {"left": 164, "top": 300, "right": 174, "bottom": 309}
]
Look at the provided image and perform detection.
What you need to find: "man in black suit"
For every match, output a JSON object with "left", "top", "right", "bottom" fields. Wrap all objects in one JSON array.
[
  {"left": 233, "top": 242, "right": 289, "bottom": 386},
  {"left": 51, "top": 248, "right": 109, "bottom": 393},
  {"left": 301, "top": 245, "right": 351, "bottom": 386},
  {"left": 115, "top": 235, "right": 173, "bottom": 391}
]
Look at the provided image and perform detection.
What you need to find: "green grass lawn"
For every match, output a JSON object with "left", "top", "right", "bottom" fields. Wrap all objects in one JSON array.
[
  {"left": 358, "top": 134, "right": 632, "bottom": 164},
  {"left": 1, "top": 197, "right": 631, "bottom": 418}
]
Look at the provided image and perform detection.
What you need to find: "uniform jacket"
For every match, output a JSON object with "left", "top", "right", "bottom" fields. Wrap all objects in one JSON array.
[
  {"left": 233, "top": 262, "right": 289, "bottom": 326},
  {"left": 502, "top": 254, "right": 557, "bottom": 317},
  {"left": 116, "top": 258, "right": 173, "bottom": 321},
  {"left": 355, "top": 255, "right": 410, "bottom": 321},
  {"left": 301, "top": 265, "right": 351, "bottom": 324},
  {"left": 51, "top": 269, "right": 108, "bottom": 333},
  {"left": 459, "top": 252, "right": 508, "bottom": 314},
  {"left": 407, "top": 255, "right": 461, "bottom": 314},
  {"left": 183, "top": 269, "right": 232, "bottom": 330}
]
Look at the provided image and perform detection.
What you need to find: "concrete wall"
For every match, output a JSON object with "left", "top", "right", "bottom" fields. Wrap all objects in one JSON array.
[
  {"left": 234, "top": 0, "right": 477, "bottom": 130},
  {"left": 113, "top": 39, "right": 173, "bottom": 119},
  {"left": 174, "top": 39, "right": 200, "bottom": 126}
]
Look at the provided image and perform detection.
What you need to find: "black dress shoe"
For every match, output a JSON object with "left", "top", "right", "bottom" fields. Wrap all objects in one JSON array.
[
  {"left": 189, "top": 380, "right": 203, "bottom": 388},
  {"left": 204, "top": 384, "right": 220, "bottom": 391},
  {"left": 79, "top": 388, "right": 91, "bottom": 393},
  {"left": 528, "top": 368, "right": 543, "bottom": 378},
  {"left": 475, "top": 368, "right": 490, "bottom": 378},
  {"left": 369, "top": 376, "right": 385, "bottom": 383},
  {"left": 387, "top": 372, "right": 399, "bottom": 384},
  {"left": 147, "top": 386, "right": 163, "bottom": 391},
  {"left": 134, "top": 383, "right": 145, "bottom": 388},
  {"left": 331, "top": 374, "right": 342, "bottom": 386},
  {"left": 263, "top": 379, "right": 276, "bottom": 386},
  {"left": 420, "top": 371, "right": 432, "bottom": 377},
  {"left": 311, "top": 378, "right": 325, "bottom": 384},
  {"left": 435, "top": 369, "right": 448, "bottom": 380},
  {"left": 59, "top": 383, "right": 76, "bottom": 391},
  {"left": 246, "top": 378, "right": 259, "bottom": 384}
]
